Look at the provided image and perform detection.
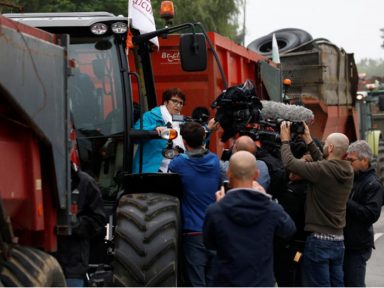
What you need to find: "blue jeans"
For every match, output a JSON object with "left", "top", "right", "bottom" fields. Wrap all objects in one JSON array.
[
  {"left": 302, "top": 234, "right": 345, "bottom": 287},
  {"left": 183, "top": 235, "right": 217, "bottom": 287},
  {"left": 343, "top": 247, "right": 372, "bottom": 287},
  {"left": 66, "top": 278, "right": 84, "bottom": 287}
]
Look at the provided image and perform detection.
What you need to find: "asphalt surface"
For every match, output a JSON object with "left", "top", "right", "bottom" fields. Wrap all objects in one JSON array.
[{"left": 366, "top": 207, "right": 384, "bottom": 287}]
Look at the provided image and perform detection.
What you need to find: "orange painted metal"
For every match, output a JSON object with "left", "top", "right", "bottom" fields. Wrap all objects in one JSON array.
[{"left": 130, "top": 32, "right": 269, "bottom": 154}]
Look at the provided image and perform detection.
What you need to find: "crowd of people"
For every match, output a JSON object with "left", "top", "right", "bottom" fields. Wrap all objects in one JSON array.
[
  {"left": 60, "top": 87, "right": 384, "bottom": 287},
  {"left": 132, "top": 87, "right": 384, "bottom": 287}
]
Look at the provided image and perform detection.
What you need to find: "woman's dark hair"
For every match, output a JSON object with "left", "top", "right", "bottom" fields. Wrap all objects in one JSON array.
[{"left": 162, "top": 88, "right": 186, "bottom": 103}]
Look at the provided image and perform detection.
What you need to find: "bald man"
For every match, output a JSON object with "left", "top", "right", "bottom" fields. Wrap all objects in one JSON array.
[
  {"left": 220, "top": 135, "right": 270, "bottom": 191},
  {"left": 280, "top": 121, "right": 354, "bottom": 287},
  {"left": 203, "top": 151, "right": 296, "bottom": 287}
]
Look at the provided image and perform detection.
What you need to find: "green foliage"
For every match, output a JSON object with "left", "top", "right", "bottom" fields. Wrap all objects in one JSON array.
[
  {"left": 160, "top": 0, "right": 242, "bottom": 41},
  {"left": 1, "top": 0, "right": 128, "bottom": 15},
  {"left": 357, "top": 58, "right": 384, "bottom": 78},
  {"left": 1, "top": 0, "right": 242, "bottom": 41}
]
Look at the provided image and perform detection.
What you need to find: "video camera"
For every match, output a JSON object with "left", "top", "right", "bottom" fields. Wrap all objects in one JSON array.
[
  {"left": 211, "top": 80, "right": 311, "bottom": 146},
  {"left": 211, "top": 80, "right": 263, "bottom": 142},
  {"left": 172, "top": 106, "right": 210, "bottom": 130}
]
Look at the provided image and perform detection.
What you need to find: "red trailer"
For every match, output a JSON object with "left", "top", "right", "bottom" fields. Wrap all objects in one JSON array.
[{"left": 0, "top": 15, "right": 68, "bottom": 286}]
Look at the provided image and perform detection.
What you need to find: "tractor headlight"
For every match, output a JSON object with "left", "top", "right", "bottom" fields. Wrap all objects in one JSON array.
[
  {"left": 90, "top": 23, "right": 108, "bottom": 35},
  {"left": 111, "top": 22, "right": 127, "bottom": 34}
]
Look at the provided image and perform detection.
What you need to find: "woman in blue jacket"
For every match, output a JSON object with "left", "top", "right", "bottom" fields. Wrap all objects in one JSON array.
[{"left": 133, "top": 88, "right": 186, "bottom": 173}]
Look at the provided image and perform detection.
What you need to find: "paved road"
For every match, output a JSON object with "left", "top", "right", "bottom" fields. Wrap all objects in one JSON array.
[{"left": 366, "top": 207, "right": 384, "bottom": 287}]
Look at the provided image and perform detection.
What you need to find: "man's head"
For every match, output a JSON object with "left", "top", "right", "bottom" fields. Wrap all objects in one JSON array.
[
  {"left": 346, "top": 140, "right": 372, "bottom": 172},
  {"left": 228, "top": 151, "right": 259, "bottom": 187},
  {"left": 180, "top": 122, "right": 205, "bottom": 149},
  {"left": 233, "top": 135, "right": 257, "bottom": 154},
  {"left": 163, "top": 88, "right": 186, "bottom": 115},
  {"left": 323, "top": 133, "right": 349, "bottom": 160}
]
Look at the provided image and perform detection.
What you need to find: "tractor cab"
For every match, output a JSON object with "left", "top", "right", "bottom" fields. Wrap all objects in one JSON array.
[
  {"left": 6, "top": 12, "right": 133, "bottom": 197},
  {"left": 5, "top": 12, "right": 208, "bottom": 200},
  {"left": 5, "top": 10, "right": 212, "bottom": 286}
]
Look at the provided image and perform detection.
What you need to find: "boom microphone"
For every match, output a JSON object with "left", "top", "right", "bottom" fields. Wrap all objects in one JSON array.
[{"left": 260, "top": 100, "right": 314, "bottom": 123}]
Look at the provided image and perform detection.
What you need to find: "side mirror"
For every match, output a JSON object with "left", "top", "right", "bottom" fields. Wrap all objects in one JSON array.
[{"left": 179, "top": 33, "right": 207, "bottom": 72}]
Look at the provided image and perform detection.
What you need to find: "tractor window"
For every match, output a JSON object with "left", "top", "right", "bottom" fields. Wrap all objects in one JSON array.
[
  {"left": 68, "top": 36, "right": 124, "bottom": 135},
  {"left": 68, "top": 36, "right": 125, "bottom": 190}
]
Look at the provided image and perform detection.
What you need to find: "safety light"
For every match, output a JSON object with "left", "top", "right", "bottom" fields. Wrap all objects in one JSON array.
[
  {"left": 283, "top": 78, "right": 292, "bottom": 86},
  {"left": 160, "top": 128, "right": 178, "bottom": 140},
  {"left": 356, "top": 94, "right": 364, "bottom": 101},
  {"left": 160, "top": 1, "right": 174, "bottom": 22},
  {"left": 111, "top": 22, "right": 127, "bottom": 34},
  {"left": 90, "top": 23, "right": 108, "bottom": 35}
]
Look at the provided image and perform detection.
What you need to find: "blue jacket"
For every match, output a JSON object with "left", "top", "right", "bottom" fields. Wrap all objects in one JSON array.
[
  {"left": 133, "top": 106, "right": 167, "bottom": 173},
  {"left": 169, "top": 151, "right": 221, "bottom": 232},
  {"left": 203, "top": 188, "right": 296, "bottom": 287}
]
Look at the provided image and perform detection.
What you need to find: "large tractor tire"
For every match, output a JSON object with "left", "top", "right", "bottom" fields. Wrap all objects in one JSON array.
[
  {"left": 0, "top": 245, "right": 66, "bottom": 287},
  {"left": 113, "top": 193, "right": 180, "bottom": 287},
  {"left": 247, "top": 28, "right": 313, "bottom": 56},
  {"left": 271, "top": 28, "right": 313, "bottom": 44},
  {"left": 247, "top": 31, "right": 300, "bottom": 56}
]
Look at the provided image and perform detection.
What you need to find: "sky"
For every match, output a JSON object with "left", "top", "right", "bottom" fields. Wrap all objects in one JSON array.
[{"left": 243, "top": 0, "right": 384, "bottom": 61}]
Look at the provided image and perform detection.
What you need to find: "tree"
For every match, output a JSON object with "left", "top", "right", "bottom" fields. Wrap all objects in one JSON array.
[
  {"left": 357, "top": 58, "right": 384, "bottom": 78},
  {"left": 1, "top": 0, "right": 242, "bottom": 41},
  {"left": 161, "top": 0, "right": 242, "bottom": 41}
]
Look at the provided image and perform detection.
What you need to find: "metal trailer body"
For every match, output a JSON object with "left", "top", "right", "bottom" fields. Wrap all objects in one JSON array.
[
  {"left": 0, "top": 14, "right": 68, "bottom": 251},
  {"left": 0, "top": 14, "right": 69, "bottom": 287}
]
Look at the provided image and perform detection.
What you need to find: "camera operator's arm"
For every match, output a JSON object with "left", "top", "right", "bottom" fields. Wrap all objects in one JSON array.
[
  {"left": 302, "top": 122, "right": 323, "bottom": 161},
  {"left": 280, "top": 121, "right": 322, "bottom": 182},
  {"left": 280, "top": 121, "right": 291, "bottom": 142},
  {"left": 207, "top": 118, "right": 220, "bottom": 132},
  {"left": 301, "top": 122, "right": 313, "bottom": 144}
]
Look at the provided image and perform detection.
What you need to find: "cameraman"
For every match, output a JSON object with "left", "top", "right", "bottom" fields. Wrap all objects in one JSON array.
[{"left": 280, "top": 121, "right": 353, "bottom": 287}]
